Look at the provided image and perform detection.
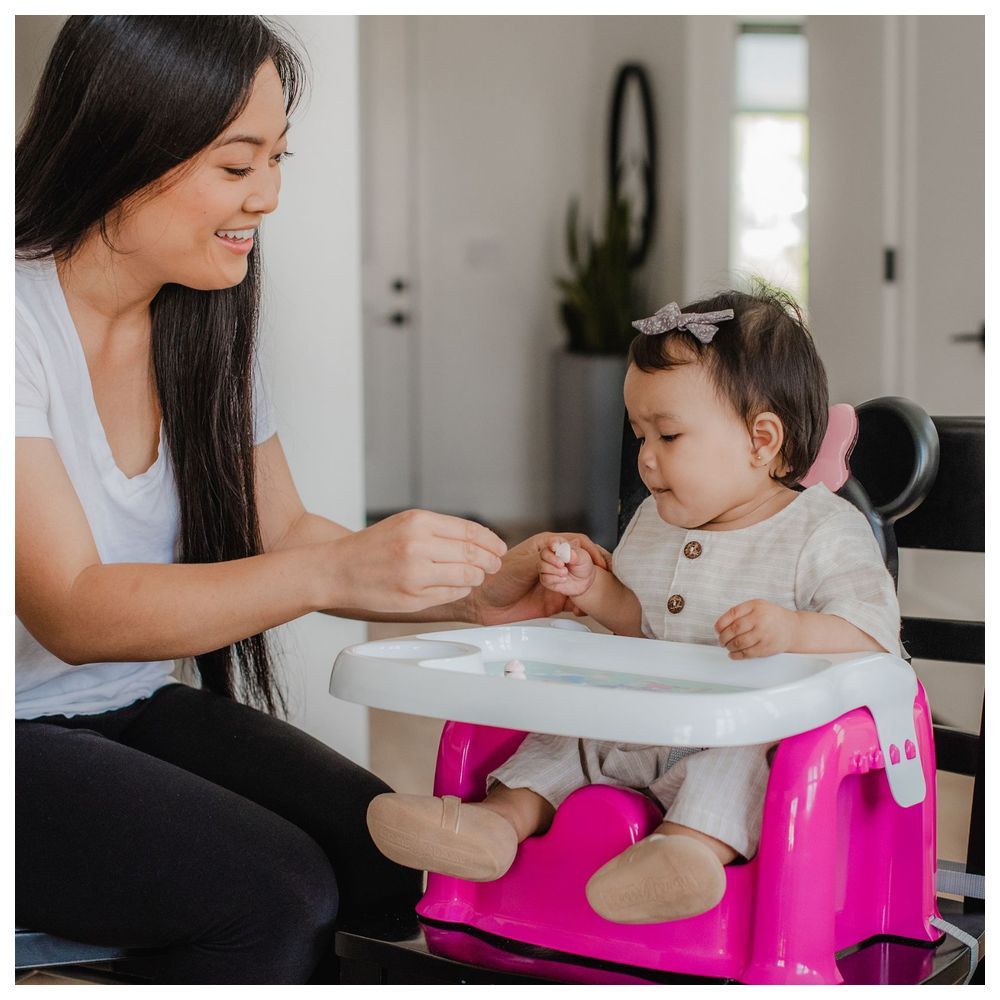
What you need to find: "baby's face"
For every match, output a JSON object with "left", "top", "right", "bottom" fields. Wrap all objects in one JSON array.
[{"left": 624, "top": 361, "right": 772, "bottom": 530}]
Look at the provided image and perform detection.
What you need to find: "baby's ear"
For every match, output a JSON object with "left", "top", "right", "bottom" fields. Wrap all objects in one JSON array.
[{"left": 749, "top": 411, "right": 785, "bottom": 468}]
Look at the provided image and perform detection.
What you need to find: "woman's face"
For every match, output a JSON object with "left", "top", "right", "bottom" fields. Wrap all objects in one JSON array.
[{"left": 109, "top": 59, "right": 290, "bottom": 291}]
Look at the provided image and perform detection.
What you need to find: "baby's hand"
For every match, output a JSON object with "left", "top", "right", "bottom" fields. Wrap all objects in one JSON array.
[
  {"left": 538, "top": 536, "right": 596, "bottom": 597},
  {"left": 715, "top": 600, "right": 799, "bottom": 659}
]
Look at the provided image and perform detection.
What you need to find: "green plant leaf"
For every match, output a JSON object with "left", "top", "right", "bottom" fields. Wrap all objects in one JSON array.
[{"left": 554, "top": 193, "right": 646, "bottom": 354}]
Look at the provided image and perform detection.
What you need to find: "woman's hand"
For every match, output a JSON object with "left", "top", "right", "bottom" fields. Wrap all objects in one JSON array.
[
  {"left": 714, "top": 600, "right": 799, "bottom": 659},
  {"left": 470, "top": 531, "right": 610, "bottom": 626},
  {"left": 322, "top": 509, "right": 507, "bottom": 614},
  {"left": 538, "top": 536, "right": 597, "bottom": 598}
]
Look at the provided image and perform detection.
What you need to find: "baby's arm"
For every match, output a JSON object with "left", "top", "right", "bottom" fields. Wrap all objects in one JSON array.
[
  {"left": 538, "top": 537, "right": 644, "bottom": 637},
  {"left": 715, "top": 601, "right": 885, "bottom": 660},
  {"left": 716, "top": 506, "right": 900, "bottom": 659}
]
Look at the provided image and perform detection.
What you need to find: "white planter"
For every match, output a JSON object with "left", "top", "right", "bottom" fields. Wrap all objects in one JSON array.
[{"left": 550, "top": 350, "right": 629, "bottom": 550}]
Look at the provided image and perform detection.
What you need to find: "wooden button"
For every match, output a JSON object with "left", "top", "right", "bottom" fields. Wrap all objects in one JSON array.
[
  {"left": 667, "top": 594, "right": 685, "bottom": 614},
  {"left": 683, "top": 541, "right": 702, "bottom": 559}
]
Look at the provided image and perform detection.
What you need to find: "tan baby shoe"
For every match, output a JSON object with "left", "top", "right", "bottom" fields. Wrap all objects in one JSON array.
[
  {"left": 585, "top": 833, "right": 727, "bottom": 923},
  {"left": 366, "top": 793, "right": 518, "bottom": 882}
]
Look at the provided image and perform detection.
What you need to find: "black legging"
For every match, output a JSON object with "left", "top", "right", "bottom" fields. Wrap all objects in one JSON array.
[{"left": 15, "top": 683, "right": 421, "bottom": 984}]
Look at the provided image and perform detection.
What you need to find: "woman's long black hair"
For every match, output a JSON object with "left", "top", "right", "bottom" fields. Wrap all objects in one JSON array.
[{"left": 16, "top": 16, "right": 307, "bottom": 715}]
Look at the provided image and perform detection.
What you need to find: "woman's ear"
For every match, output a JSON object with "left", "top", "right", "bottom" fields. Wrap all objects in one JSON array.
[{"left": 749, "top": 411, "right": 785, "bottom": 470}]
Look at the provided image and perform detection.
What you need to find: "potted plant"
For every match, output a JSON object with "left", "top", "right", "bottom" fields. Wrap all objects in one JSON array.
[{"left": 552, "top": 196, "right": 645, "bottom": 549}]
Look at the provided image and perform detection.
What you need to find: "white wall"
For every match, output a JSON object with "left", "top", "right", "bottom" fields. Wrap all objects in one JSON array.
[
  {"left": 682, "top": 16, "right": 737, "bottom": 302},
  {"left": 261, "top": 15, "right": 368, "bottom": 765},
  {"left": 409, "top": 16, "right": 686, "bottom": 524},
  {"left": 808, "top": 15, "right": 888, "bottom": 405},
  {"left": 907, "top": 15, "right": 984, "bottom": 416},
  {"left": 411, "top": 16, "right": 592, "bottom": 523},
  {"left": 14, "top": 15, "right": 65, "bottom": 133}
]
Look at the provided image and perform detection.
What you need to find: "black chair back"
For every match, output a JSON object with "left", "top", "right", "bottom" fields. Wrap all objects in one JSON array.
[{"left": 859, "top": 410, "right": 984, "bottom": 915}]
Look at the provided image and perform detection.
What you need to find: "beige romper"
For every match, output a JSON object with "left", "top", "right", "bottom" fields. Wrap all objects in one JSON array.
[{"left": 488, "top": 485, "right": 902, "bottom": 859}]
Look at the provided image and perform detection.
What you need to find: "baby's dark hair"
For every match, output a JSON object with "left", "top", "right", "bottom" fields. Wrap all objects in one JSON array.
[{"left": 628, "top": 285, "right": 829, "bottom": 487}]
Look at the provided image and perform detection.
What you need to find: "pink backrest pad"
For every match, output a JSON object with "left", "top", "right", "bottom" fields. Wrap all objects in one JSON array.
[{"left": 800, "top": 403, "right": 858, "bottom": 491}]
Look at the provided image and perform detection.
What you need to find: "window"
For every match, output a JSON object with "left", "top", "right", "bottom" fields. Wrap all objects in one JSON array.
[{"left": 731, "top": 24, "right": 809, "bottom": 304}]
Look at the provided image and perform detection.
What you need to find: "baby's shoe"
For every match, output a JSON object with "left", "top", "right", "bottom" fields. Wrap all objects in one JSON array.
[
  {"left": 585, "top": 833, "right": 726, "bottom": 923},
  {"left": 366, "top": 793, "right": 518, "bottom": 882}
]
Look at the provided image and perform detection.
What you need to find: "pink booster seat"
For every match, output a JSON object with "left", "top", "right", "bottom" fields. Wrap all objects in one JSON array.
[
  {"left": 416, "top": 404, "right": 943, "bottom": 984},
  {"left": 419, "top": 699, "right": 940, "bottom": 984}
]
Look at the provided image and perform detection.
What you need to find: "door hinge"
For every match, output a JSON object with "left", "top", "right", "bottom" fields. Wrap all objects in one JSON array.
[{"left": 884, "top": 247, "right": 896, "bottom": 283}]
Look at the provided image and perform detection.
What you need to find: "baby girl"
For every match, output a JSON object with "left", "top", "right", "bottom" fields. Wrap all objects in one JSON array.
[{"left": 367, "top": 288, "right": 901, "bottom": 924}]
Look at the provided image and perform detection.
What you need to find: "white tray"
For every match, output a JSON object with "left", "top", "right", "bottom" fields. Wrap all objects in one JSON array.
[{"left": 331, "top": 618, "right": 925, "bottom": 807}]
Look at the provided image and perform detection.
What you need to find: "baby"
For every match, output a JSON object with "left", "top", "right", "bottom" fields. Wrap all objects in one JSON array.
[{"left": 367, "top": 288, "right": 901, "bottom": 925}]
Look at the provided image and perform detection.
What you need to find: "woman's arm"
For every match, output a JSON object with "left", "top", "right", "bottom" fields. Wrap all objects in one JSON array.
[
  {"left": 16, "top": 436, "right": 505, "bottom": 664},
  {"left": 255, "top": 436, "right": 611, "bottom": 626}
]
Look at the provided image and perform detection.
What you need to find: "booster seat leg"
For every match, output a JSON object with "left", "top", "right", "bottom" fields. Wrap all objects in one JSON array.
[{"left": 741, "top": 727, "right": 845, "bottom": 985}]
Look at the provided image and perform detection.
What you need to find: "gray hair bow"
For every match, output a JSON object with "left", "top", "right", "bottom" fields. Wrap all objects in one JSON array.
[{"left": 631, "top": 302, "right": 735, "bottom": 344}]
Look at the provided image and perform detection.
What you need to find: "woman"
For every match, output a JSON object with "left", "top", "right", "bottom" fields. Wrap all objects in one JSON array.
[{"left": 15, "top": 16, "right": 600, "bottom": 984}]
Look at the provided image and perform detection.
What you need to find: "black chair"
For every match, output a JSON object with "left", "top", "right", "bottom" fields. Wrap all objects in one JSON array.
[{"left": 849, "top": 400, "right": 985, "bottom": 983}]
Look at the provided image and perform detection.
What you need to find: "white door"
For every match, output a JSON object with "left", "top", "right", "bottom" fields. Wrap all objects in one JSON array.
[
  {"left": 808, "top": 15, "right": 984, "bottom": 416},
  {"left": 360, "top": 16, "right": 418, "bottom": 515}
]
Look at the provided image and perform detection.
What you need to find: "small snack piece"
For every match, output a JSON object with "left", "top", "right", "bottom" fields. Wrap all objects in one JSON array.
[
  {"left": 552, "top": 540, "right": 572, "bottom": 565},
  {"left": 504, "top": 659, "right": 527, "bottom": 679}
]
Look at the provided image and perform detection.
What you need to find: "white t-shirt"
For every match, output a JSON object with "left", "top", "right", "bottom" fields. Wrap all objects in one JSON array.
[
  {"left": 15, "top": 257, "right": 276, "bottom": 719},
  {"left": 613, "top": 484, "right": 902, "bottom": 658}
]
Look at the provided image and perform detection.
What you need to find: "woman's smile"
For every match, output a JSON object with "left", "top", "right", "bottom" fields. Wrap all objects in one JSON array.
[{"left": 214, "top": 228, "right": 256, "bottom": 254}]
